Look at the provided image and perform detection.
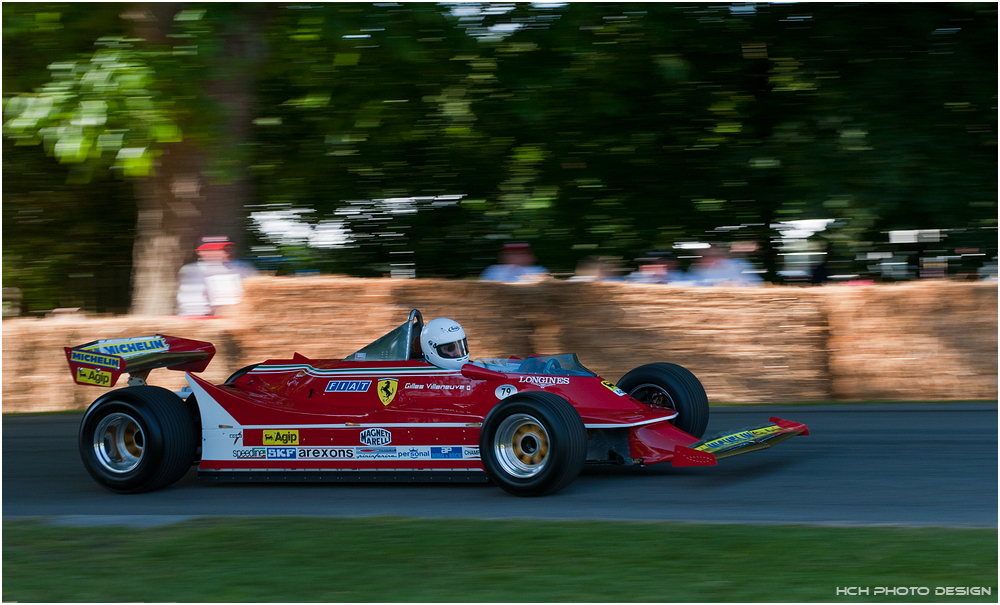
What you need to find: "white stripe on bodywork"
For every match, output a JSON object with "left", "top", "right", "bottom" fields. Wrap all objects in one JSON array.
[
  {"left": 237, "top": 416, "right": 676, "bottom": 430},
  {"left": 584, "top": 414, "right": 677, "bottom": 428},
  {"left": 250, "top": 364, "right": 457, "bottom": 377}
]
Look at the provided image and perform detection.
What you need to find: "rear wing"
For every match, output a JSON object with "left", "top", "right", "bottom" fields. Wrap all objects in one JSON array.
[{"left": 65, "top": 335, "right": 215, "bottom": 388}]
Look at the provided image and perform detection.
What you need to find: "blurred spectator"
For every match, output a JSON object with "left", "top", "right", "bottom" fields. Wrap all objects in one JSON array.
[
  {"left": 480, "top": 243, "right": 548, "bottom": 283},
  {"left": 627, "top": 252, "right": 686, "bottom": 284},
  {"left": 810, "top": 246, "right": 831, "bottom": 285},
  {"left": 570, "top": 256, "right": 625, "bottom": 282},
  {"left": 688, "top": 245, "right": 763, "bottom": 287},
  {"left": 978, "top": 257, "right": 998, "bottom": 282},
  {"left": 176, "top": 236, "right": 251, "bottom": 316}
]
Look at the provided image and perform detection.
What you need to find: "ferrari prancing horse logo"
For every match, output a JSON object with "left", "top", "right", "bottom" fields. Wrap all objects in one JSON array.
[{"left": 377, "top": 378, "right": 398, "bottom": 406}]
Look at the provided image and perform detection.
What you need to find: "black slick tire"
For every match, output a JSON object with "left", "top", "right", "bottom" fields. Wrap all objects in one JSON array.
[
  {"left": 479, "top": 391, "right": 587, "bottom": 497},
  {"left": 79, "top": 386, "right": 197, "bottom": 494},
  {"left": 617, "top": 362, "right": 710, "bottom": 438}
]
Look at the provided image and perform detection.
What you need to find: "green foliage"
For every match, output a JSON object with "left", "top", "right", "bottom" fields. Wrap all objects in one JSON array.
[
  {"left": 2, "top": 3, "right": 997, "bottom": 312},
  {"left": 2, "top": 5, "right": 138, "bottom": 312},
  {"left": 4, "top": 36, "right": 187, "bottom": 178},
  {"left": 2, "top": 139, "right": 136, "bottom": 312}
]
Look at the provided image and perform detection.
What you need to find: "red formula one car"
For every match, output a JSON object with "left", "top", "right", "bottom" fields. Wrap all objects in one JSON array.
[{"left": 66, "top": 310, "right": 808, "bottom": 496}]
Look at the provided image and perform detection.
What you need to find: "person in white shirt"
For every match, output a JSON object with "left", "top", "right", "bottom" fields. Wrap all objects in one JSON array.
[{"left": 176, "top": 237, "right": 253, "bottom": 316}]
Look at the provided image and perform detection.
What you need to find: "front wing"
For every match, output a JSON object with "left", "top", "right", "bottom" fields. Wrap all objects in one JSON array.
[
  {"left": 628, "top": 416, "right": 809, "bottom": 467},
  {"left": 673, "top": 417, "right": 809, "bottom": 467}
]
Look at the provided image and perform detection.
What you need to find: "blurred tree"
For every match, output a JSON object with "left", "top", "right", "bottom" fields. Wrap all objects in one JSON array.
[
  {"left": 122, "top": 4, "right": 269, "bottom": 315},
  {"left": 4, "top": 3, "right": 268, "bottom": 314},
  {"left": 4, "top": 3, "right": 996, "bottom": 314},
  {"left": 3, "top": 4, "right": 137, "bottom": 313}
]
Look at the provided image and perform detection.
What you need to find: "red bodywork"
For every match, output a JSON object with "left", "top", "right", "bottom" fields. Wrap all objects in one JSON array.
[
  {"left": 65, "top": 330, "right": 808, "bottom": 481},
  {"left": 188, "top": 355, "right": 805, "bottom": 476}
]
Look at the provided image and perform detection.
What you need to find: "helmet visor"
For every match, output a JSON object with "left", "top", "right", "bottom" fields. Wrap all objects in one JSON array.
[{"left": 436, "top": 338, "right": 468, "bottom": 359}]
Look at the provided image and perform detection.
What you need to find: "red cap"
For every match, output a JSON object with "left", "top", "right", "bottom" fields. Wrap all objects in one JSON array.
[{"left": 197, "top": 236, "right": 232, "bottom": 251}]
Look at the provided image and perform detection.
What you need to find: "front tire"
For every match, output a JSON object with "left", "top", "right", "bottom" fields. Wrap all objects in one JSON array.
[
  {"left": 617, "top": 363, "right": 710, "bottom": 438},
  {"left": 480, "top": 392, "right": 587, "bottom": 497},
  {"left": 79, "top": 386, "right": 197, "bottom": 494}
]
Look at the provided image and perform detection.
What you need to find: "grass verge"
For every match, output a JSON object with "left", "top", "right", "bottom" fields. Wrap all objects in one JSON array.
[{"left": 3, "top": 517, "right": 996, "bottom": 602}]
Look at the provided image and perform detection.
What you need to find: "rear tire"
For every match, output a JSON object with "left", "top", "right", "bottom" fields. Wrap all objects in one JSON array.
[
  {"left": 617, "top": 363, "right": 710, "bottom": 438},
  {"left": 79, "top": 386, "right": 197, "bottom": 494},
  {"left": 480, "top": 392, "right": 587, "bottom": 497}
]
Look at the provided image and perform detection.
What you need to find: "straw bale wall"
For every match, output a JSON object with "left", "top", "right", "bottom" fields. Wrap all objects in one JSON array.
[{"left": 2, "top": 277, "right": 995, "bottom": 413}]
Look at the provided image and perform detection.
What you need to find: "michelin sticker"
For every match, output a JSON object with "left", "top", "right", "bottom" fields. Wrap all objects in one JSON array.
[
  {"left": 69, "top": 350, "right": 121, "bottom": 370},
  {"left": 83, "top": 336, "right": 168, "bottom": 360}
]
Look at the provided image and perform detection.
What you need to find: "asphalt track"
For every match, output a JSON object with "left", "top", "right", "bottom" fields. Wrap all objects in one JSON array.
[{"left": 3, "top": 404, "right": 996, "bottom": 528}]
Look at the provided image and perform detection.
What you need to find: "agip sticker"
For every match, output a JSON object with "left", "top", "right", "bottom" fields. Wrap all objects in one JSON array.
[
  {"left": 76, "top": 367, "right": 112, "bottom": 386},
  {"left": 263, "top": 430, "right": 299, "bottom": 446}
]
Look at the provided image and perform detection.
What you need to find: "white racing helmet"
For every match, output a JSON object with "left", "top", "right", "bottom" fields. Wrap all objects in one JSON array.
[{"left": 420, "top": 318, "right": 469, "bottom": 371}]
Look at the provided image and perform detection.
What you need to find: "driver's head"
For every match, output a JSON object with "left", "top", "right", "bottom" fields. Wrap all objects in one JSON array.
[{"left": 420, "top": 318, "right": 469, "bottom": 370}]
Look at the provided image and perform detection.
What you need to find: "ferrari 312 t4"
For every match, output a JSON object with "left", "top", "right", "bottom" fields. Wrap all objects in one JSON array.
[{"left": 66, "top": 309, "right": 807, "bottom": 496}]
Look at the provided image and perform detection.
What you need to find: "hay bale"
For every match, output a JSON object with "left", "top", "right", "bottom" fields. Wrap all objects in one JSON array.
[
  {"left": 821, "top": 282, "right": 997, "bottom": 400},
  {"left": 3, "top": 277, "right": 994, "bottom": 413}
]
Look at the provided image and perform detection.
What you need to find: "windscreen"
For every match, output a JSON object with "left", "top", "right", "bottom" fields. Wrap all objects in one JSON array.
[{"left": 473, "top": 354, "right": 595, "bottom": 376}]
